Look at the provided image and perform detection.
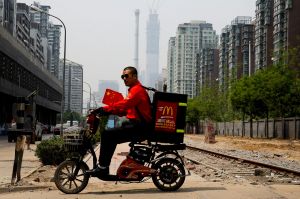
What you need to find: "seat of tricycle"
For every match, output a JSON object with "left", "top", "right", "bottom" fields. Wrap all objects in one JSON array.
[
  {"left": 154, "top": 143, "right": 186, "bottom": 151},
  {"left": 129, "top": 140, "right": 186, "bottom": 151}
]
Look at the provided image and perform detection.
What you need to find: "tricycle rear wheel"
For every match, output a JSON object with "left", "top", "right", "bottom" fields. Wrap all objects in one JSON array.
[{"left": 152, "top": 157, "right": 185, "bottom": 191}]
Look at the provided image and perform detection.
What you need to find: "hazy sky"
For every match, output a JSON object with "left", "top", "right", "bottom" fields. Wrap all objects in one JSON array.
[{"left": 19, "top": 0, "right": 256, "bottom": 95}]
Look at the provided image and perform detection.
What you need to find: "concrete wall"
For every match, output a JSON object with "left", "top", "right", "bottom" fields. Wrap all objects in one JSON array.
[{"left": 215, "top": 118, "right": 300, "bottom": 140}]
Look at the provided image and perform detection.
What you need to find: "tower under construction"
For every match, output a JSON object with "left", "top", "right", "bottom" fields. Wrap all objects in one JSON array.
[{"left": 145, "top": 9, "right": 160, "bottom": 88}]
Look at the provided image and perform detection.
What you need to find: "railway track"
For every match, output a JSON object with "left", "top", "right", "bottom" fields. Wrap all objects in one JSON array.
[
  {"left": 182, "top": 145, "right": 300, "bottom": 185},
  {"left": 186, "top": 145, "right": 300, "bottom": 176}
]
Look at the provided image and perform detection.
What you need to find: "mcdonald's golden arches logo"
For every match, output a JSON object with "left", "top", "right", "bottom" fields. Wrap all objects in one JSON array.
[{"left": 162, "top": 106, "right": 173, "bottom": 116}]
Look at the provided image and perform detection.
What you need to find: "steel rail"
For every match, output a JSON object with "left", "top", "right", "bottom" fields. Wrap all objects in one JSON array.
[{"left": 186, "top": 145, "right": 300, "bottom": 176}]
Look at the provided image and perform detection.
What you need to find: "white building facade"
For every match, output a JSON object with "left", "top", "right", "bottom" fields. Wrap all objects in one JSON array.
[
  {"left": 168, "top": 21, "right": 218, "bottom": 98},
  {"left": 60, "top": 59, "right": 83, "bottom": 114}
]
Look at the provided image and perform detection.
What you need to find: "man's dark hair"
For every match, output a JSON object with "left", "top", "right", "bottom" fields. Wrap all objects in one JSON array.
[{"left": 123, "top": 66, "right": 138, "bottom": 77}]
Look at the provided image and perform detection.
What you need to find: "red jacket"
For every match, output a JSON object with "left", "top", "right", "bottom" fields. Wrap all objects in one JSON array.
[{"left": 103, "top": 81, "right": 152, "bottom": 123}]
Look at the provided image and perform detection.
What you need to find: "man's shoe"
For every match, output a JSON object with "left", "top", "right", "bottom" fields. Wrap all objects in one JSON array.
[{"left": 86, "top": 166, "right": 109, "bottom": 177}]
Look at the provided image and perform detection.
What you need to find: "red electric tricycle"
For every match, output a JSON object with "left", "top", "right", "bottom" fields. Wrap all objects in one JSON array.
[{"left": 54, "top": 91, "right": 189, "bottom": 194}]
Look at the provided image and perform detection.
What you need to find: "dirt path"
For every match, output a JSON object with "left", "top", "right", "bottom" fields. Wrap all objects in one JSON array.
[{"left": 185, "top": 134, "right": 300, "bottom": 162}]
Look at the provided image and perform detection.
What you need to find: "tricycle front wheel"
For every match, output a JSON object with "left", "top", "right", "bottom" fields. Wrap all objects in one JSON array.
[{"left": 54, "top": 160, "right": 89, "bottom": 194}]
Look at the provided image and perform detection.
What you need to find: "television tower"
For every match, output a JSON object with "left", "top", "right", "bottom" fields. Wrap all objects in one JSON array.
[{"left": 134, "top": 9, "right": 140, "bottom": 72}]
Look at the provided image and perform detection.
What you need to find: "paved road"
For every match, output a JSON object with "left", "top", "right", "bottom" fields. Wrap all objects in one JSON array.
[
  {"left": 0, "top": 134, "right": 55, "bottom": 186},
  {"left": 1, "top": 135, "right": 300, "bottom": 199},
  {"left": 1, "top": 176, "right": 299, "bottom": 199}
]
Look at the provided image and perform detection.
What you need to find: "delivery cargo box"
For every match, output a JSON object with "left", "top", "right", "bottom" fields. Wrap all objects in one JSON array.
[{"left": 150, "top": 92, "right": 188, "bottom": 143}]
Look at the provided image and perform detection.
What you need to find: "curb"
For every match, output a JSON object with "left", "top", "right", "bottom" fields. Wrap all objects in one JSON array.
[
  {"left": 22, "top": 163, "right": 44, "bottom": 180},
  {"left": 0, "top": 185, "right": 49, "bottom": 194},
  {"left": 0, "top": 142, "right": 101, "bottom": 192},
  {"left": 0, "top": 161, "right": 43, "bottom": 187}
]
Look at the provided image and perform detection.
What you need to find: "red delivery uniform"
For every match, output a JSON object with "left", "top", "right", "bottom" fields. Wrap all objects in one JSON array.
[{"left": 88, "top": 66, "right": 152, "bottom": 177}]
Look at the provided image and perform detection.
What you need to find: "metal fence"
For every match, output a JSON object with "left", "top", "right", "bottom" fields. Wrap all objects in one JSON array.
[{"left": 186, "top": 117, "right": 300, "bottom": 140}]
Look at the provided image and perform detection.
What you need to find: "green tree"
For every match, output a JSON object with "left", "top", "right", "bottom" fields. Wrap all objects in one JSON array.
[
  {"left": 186, "top": 98, "right": 201, "bottom": 133},
  {"left": 230, "top": 54, "right": 300, "bottom": 137},
  {"left": 197, "top": 86, "right": 222, "bottom": 121},
  {"left": 187, "top": 83, "right": 235, "bottom": 124},
  {"left": 230, "top": 76, "right": 267, "bottom": 137},
  {"left": 186, "top": 84, "right": 234, "bottom": 133},
  {"left": 257, "top": 63, "right": 300, "bottom": 118}
]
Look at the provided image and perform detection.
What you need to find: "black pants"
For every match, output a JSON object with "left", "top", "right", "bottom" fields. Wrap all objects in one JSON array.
[{"left": 99, "top": 120, "right": 149, "bottom": 167}]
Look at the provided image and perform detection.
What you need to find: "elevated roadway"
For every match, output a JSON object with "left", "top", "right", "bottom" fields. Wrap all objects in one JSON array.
[{"left": 0, "top": 26, "right": 62, "bottom": 125}]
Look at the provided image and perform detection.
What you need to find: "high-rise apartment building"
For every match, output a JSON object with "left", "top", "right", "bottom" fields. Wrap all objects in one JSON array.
[
  {"left": 0, "top": 0, "right": 3, "bottom": 25},
  {"left": 229, "top": 17, "right": 254, "bottom": 79},
  {"left": 219, "top": 16, "right": 255, "bottom": 89},
  {"left": 0, "top": 0, "right": 16, "bottom": 36},
  {"left": 48, "top": 22, "right": 61, "bottom": 77},
  {"left": 241, "top": 22, "right": 255, "bottom": 76},
  {"left": 168, "top": 21, "right": 218, "bottom": 98},
  {"left": 255, "top": 0, "right": 274, "bottom": 70},
  {"left": 219, "top": 25, "right": 230, "bottom": 89},
  {"left": 166, "top": 37, "right": 176, "bottom": 92},
  {"left": 16, "top": 3, "right": 45, "bottom": 67},
  {"left": 196, "top": 48, "right": 219, "bottom": 96},
  {"left": 273, "top": 0, "right": 300, "bottom": 63},
  {"left": 30, "top": 2, "right": 50, "bottom": 38},
  {"left": 61, "top": 59, "right": 83, "bottom": 114},
  {"left": 255, "top": 0, "right": 300, "bottom": 68},
  {"left": 29, "top": 22, "right": 45, "bottom": 66},
  {"left": 145, "top": 9, "right": 160, "bottom": 88},
  {"left": 29, "top": 2, "right": 61, "bottom": 78},
  {"left": 16, "top": 3, "right": 30, "bottom": 48}
]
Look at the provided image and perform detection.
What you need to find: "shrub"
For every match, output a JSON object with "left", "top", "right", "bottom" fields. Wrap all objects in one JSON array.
[{"left": 35, "top": 136, "right": 66, "bottom": 165}]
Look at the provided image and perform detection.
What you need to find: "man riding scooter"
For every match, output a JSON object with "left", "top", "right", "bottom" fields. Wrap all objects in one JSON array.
[{"left": 87, "top": 66, "right": 152, "bottom": 177}]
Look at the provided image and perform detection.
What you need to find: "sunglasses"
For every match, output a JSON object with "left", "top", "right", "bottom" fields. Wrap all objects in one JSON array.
[{"left": 121, "top": 74, "right": 130, "bottom": 79}]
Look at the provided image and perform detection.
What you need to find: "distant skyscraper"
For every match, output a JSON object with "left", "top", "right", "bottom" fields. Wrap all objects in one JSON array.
[
  {"left": 145, "top": 9, "right": 160, "bottom": 88},
  {"left": 60, "top": 59, "right": 83, "bottom": 114}
]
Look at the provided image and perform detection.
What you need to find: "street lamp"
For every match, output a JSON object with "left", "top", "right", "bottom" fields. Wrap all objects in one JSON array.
[
  {"left": 30, "top": 5, "right": 67, "bottom": 136},
  {"left": 73, "top": 78, "right": 92, "bottom": 114},
  {"left": 83, "top": 82, "right": 91, "bottom": 111}
]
